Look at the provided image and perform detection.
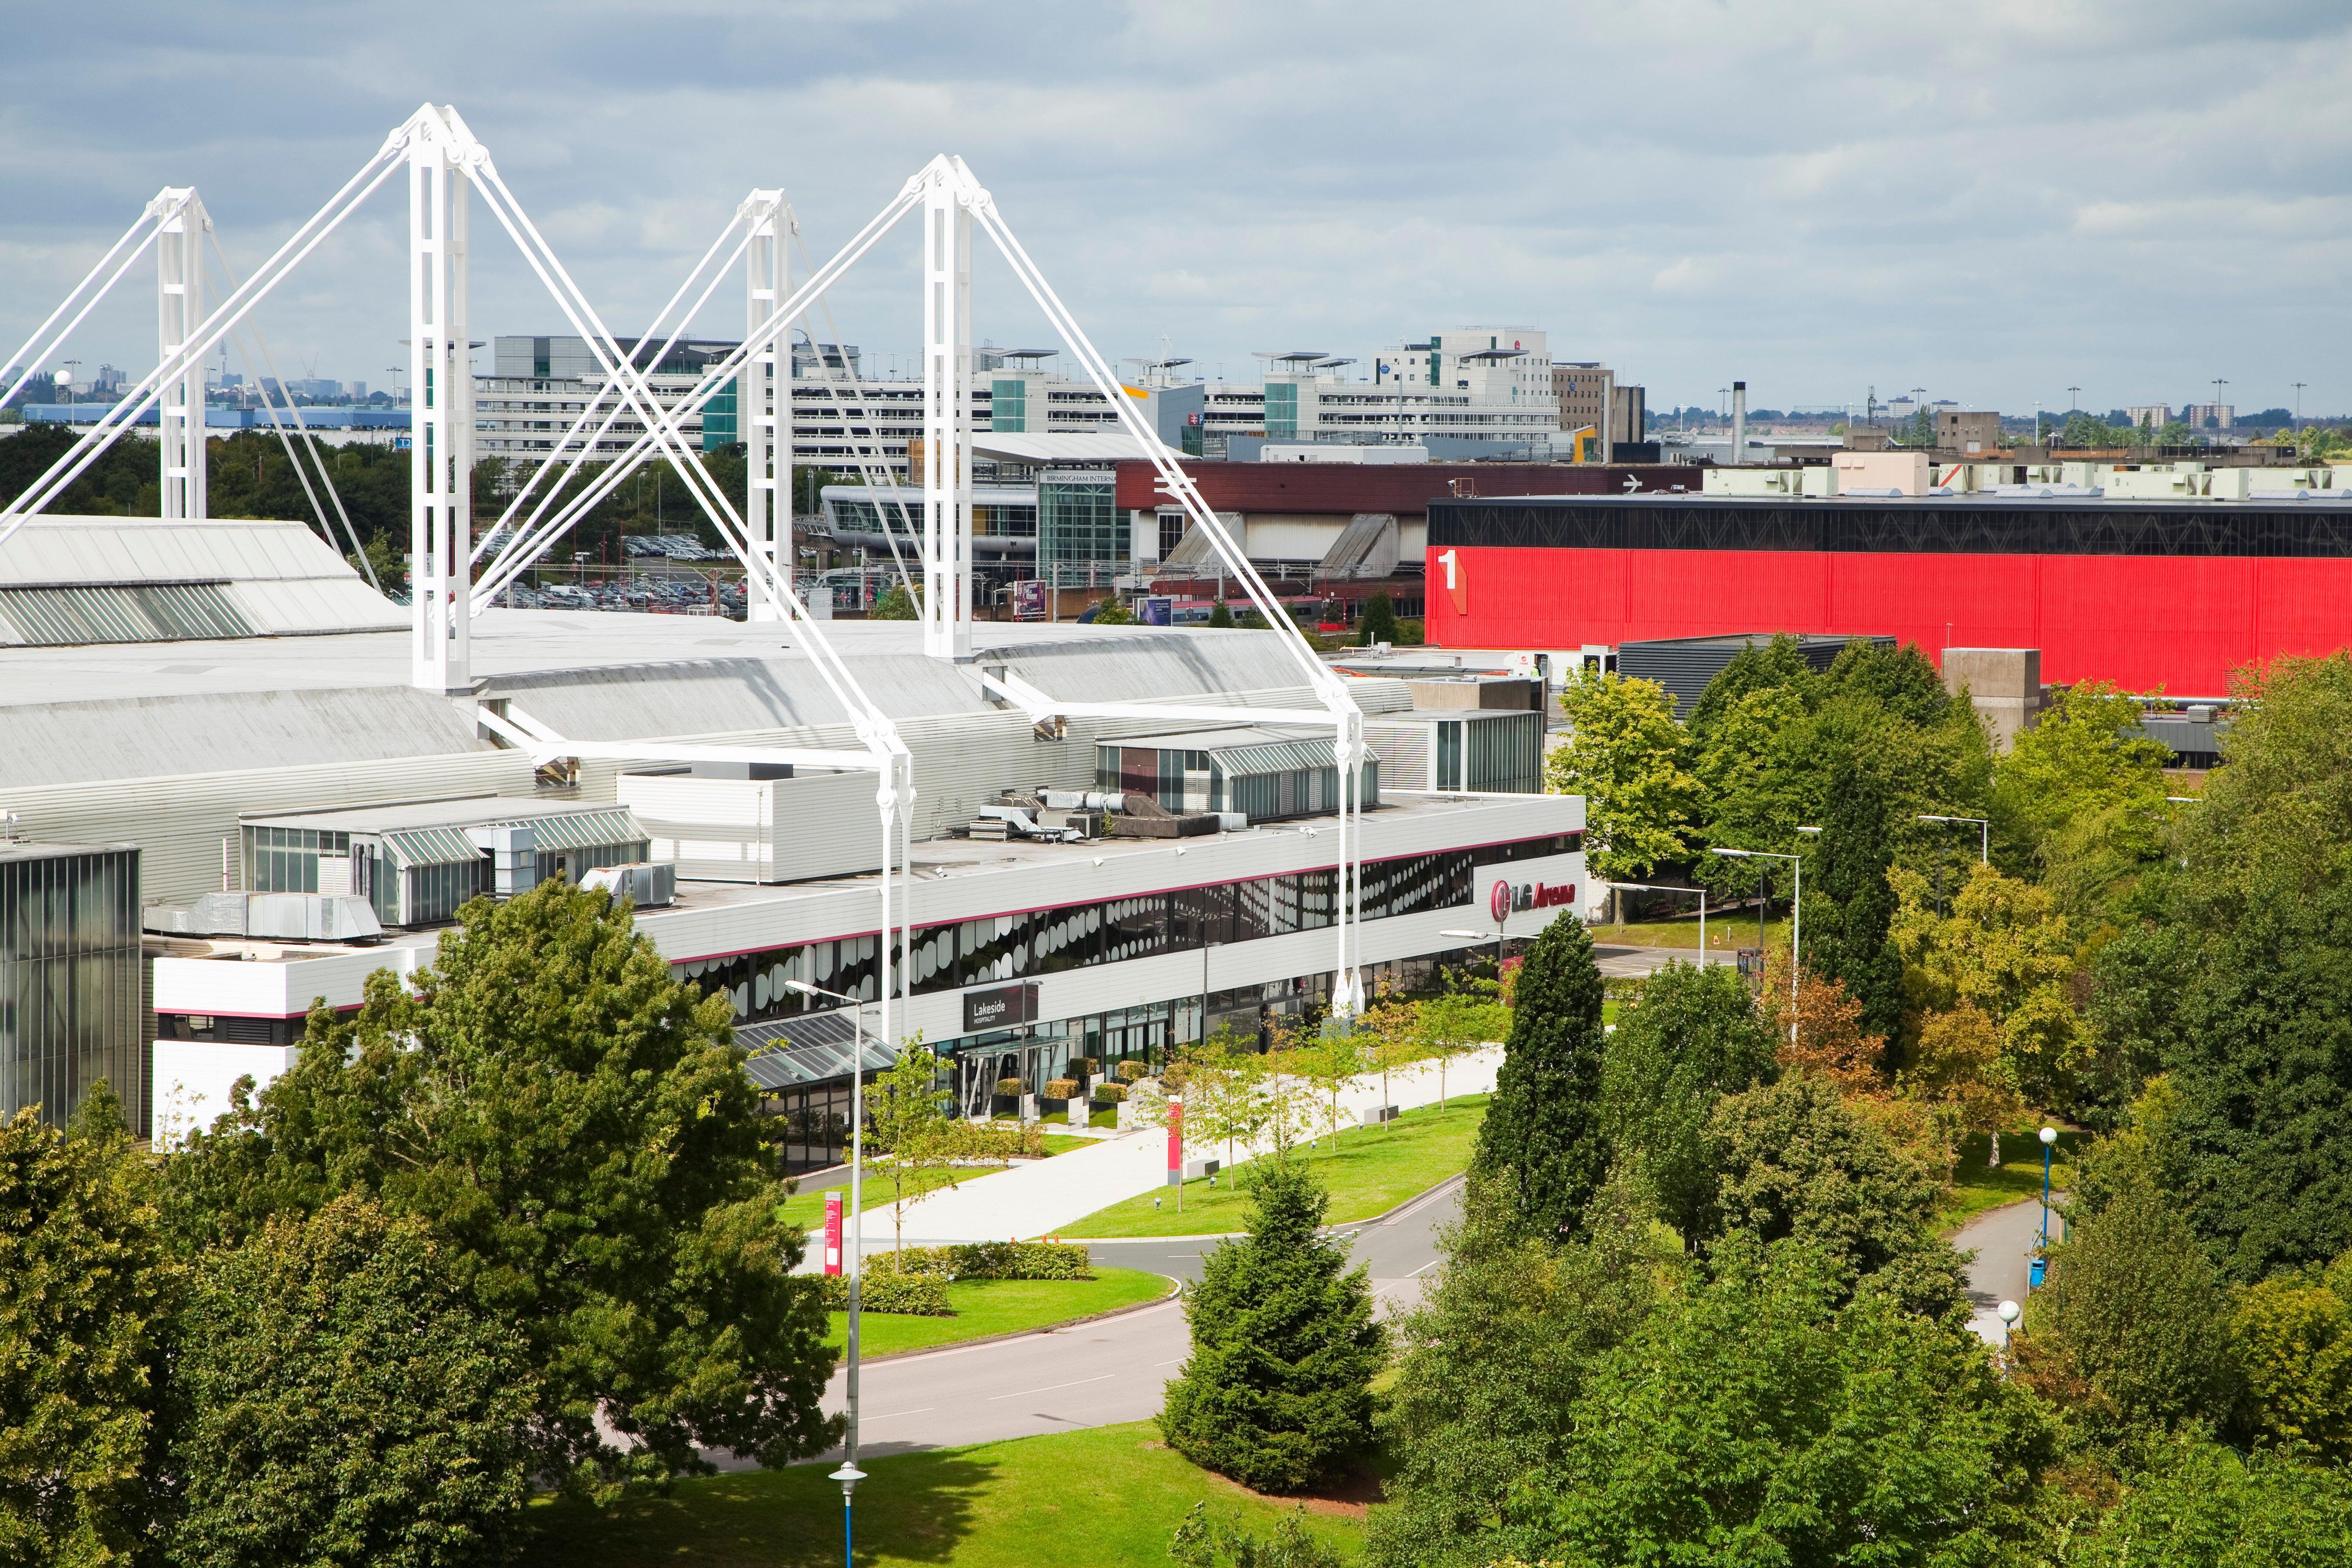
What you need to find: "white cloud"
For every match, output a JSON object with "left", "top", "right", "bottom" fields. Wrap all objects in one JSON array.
[{"left": 1, "top": 0, "right": 2348, "bottom": 413}]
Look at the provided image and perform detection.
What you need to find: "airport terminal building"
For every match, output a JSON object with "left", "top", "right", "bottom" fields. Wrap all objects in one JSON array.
[{"left": 0, "top": 516, "right": 1579, "bottom": 1163}]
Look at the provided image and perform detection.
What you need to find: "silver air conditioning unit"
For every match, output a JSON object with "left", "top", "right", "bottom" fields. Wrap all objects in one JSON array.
[
  {"left": 146, "top": 892, "right": 383, "bottom": 943},
  {"left": 582, "top": 862, "right": 676, "bottom": 909},
  {"left": 472, "top": 822, "right": 539, "bottom": 899}
]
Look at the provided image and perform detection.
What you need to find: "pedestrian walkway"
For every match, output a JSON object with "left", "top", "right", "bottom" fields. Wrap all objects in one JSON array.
[
  {"left": 1957, "top": 1192, "right": 2063, "bottom": 1345},
  {"left": 848, "top": 1044, "right": 1504, "bottom": 1250}
]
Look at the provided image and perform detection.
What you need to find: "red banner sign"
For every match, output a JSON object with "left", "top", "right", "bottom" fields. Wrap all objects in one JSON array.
[
  {"left": 823, "top": 1192, "right": 843, "bottom": 1277},
  {"left": 1167, "top": 1099, "right": 1183, "bottom": 1181}
]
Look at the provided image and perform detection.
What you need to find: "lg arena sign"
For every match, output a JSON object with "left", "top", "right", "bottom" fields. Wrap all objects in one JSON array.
[{"left": 1490, "top": 878, "right": 1576, "bottom": 923}]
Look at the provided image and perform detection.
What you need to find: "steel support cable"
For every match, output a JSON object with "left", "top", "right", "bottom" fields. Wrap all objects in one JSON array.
[
  {"left": 463, "top": 159, "right": 911, "bottom": 770},
  {"left": 474, "top": 186, "right": 923, "bottom": 603},
  {"left": 203, "top": 240, "right": 381, "bottom": 590},
  {"left": 470, "top": 185, "right": 923, "bottom": 606},
  {"left": 0, "top": 135, "right": 408, "bottom": 551},
  {"left": 964, "top": 182, "right": 1368, "bottom": 1007},
  {"left": 470, "top": 216, "right": 755, "bottom": 594},
  {"left": 463, "top": 165, "right": 766, "bottom": 605},
  {"left": 789, "top": 227, "right": 919, "bottom": 599},
  {"left": 0, "top": 213, "right": 164, "bottom": 416},
  {"left": 474, "top": 211, "right": 755, "bottom": 578}
]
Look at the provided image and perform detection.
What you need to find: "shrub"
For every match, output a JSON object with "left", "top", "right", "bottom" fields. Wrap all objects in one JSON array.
[
  {"left": 1043, "top": 1078, "right": 1079, "bottom": 1100},
  {"left": 1093, "top": 1082, "right": 1128, "bottom": 1104},
  {"left": 868, "top": 1241, "right": 1093, "bottom": 1282},
  {"left": 994, "top": 1077, "right": 1024, "bottom": 1097},
  {"left": 1070, "top": 1057, "right": 1099, "bottom": 1076},
  {"left": 822, "top": 1271, "right": 951, "bottom": 1315},
  {"left": 1116, "top": 1059, "right": 1149, "bottom": 1082}
]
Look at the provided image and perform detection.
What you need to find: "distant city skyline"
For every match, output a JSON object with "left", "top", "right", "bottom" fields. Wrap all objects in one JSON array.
[{"left": 3, "top": 2, "right": 2345, "bottom": 420}]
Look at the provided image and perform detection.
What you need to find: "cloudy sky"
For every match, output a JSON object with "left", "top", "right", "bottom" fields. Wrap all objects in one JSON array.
[{"left": 4, "top": 0, "right": 2346, "bottom": 417}]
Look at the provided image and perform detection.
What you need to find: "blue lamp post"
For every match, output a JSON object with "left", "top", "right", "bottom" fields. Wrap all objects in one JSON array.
[{"left": 2030, "top": 1124, "right": 2058, "bottom": 1290}]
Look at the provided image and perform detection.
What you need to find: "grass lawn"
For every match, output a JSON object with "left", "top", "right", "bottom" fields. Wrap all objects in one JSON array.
[
  {"left": 827, "top": 1268, "right": 1173, "bottom": 1358},
  {"left": 1057, "top": 1094, "right": 1490, "bottom": 1239},
  {"left": 1038, "top": 1133, "right": 1091, "bottom": 1156},
  {"left": 515, "top": 1420, "right": 1364, "bottom": 1567},
  {"left": 1938, "top": 1127, "right": 2086, "bottom": 1233},
  {"left": 1593, "top": 915, "right": 1787, "bottom": 953}
]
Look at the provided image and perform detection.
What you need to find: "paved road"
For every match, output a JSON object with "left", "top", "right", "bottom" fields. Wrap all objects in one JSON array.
[
  {"left": 1957, "top": 1191, "right": 2062, "bottom": 1345},
  {"left": 794, "top": 1175, "right": 1464, "bottom": 1464},
  {"left": 1593, "top": 943, "right": 1739, "bottom": 977}
]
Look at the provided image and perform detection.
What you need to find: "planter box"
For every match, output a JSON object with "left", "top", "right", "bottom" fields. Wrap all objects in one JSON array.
[
  {"left": 990, "top": 1095, "right": 1021, "bottom": 1119},
  {"left": 1039, "top": 1096, "right": 1071, "bottom": 1116},
  {"left": 1359, "top": 1105, "right": 1399, "bottom": 1127}
]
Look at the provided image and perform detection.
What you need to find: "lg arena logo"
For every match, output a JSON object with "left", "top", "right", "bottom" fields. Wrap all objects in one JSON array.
[{"left": 1490, "top": 878, "right": 1575, "bottom": 923}]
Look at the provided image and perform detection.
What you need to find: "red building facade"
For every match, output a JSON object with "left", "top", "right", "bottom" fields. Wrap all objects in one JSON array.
[{"left": 1424, "top": 496, "right": 2352, "bottom": 695}]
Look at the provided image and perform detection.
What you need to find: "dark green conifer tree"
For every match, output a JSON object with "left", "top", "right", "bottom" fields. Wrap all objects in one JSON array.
[
  {"left": 1800, "top": 746, "right": 1906, "bottom": 1048},
  {"left": 1357, "top": 592, "right": 1402, "bottom": 646},
  {"left": 1159, "top": 1161, "right": 1384, "bottom": 1493},
  {"left": 1470, "top": 913, "right": 1608, "bottom": 1238},
  {"left": 1207, "top": 600, "right": 1236, "bottom": 629}
]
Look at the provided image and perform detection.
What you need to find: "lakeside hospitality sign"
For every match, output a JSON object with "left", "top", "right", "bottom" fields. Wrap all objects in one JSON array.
[{"left": 963, "top": 981, "right": 1041, "bottom": 1032}]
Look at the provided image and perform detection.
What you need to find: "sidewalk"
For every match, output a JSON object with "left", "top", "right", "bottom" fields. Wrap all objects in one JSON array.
[{"left": 849, "top": 1044, "right": 1503, "bottom": 1249}]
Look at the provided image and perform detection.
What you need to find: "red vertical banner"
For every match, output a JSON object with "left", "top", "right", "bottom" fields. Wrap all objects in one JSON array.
[
  {"left": 1166, "top": 1098, "right": 1183, "bottom": 1185},
  {"left": 823, "top": 1192, "right": 843, "bottom": 1277}
]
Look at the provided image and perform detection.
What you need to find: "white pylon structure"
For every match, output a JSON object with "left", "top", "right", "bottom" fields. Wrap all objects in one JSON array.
[
  {"left": 151, "top": 187, "right": 209, "bottom": 520},
  {"left": 0, "top": 122, "right": 1369, "bottom": 1022},
  {"left": 407, "top": 113, "right": 475, "bottom": 693},
  {"left": 740, "top": 189, "right": 791, "bottom": 622}
]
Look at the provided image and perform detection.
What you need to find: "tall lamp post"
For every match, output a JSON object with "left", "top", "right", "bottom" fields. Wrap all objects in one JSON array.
[
  {"left": 2038, "top": 1123, "right": 2058, "bottom": 1259},
  {"left": 1713, "top": 831, "right": 1814, "bottom": 1045},
  {"left": 1440, "top": 928, "right": 1509, "bottom": 984},
  {"left": 1917, "top": 813, "right": 1990, "bottom": 864},
  {"left": 1598, "top": 882, "right": 1708, "bottom": 963},
  {"left": 788, "top": 978, "right": 876, "bottom": 1566}
]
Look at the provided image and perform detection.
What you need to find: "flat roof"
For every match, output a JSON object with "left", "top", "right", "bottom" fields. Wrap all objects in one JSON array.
[{"left": 240, "top": 796, "right": 636, "bottom": 833}]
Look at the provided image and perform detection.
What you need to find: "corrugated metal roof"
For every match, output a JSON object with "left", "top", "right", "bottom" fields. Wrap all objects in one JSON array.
[
  {"left": 383, "top": 825, "right": 482, "bottom": 868},
  {"left": 1210, "top": 737, "right": 1338, "bottom": 777},
  {"left": 0, "top": 686, "right": 497, "bottom": 790},
  {"left": 522, "top": 806, "right": 645, "bottom": 852},
  {"left": 0, "top": 582, "right": 255, "bottom": 645},
  {"left": 0, "top": 517, "right": 402, "bottom": 644}
]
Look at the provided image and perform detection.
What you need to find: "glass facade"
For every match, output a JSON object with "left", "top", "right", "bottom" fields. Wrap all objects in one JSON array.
[
  {"left": 702, "top": 377, "right": 737, "bottom": 449},
  {"left": 991, "top": 377, "right": 1027, "bottom": 432},
  {"left": 246, "top": 825, "right": 352, "bottom": 893},
  {"left": 1037, "top": 473, "right": 1122, "bottom": 567},
  {"left": 1265, "top": 382, "right": 1299, "bottom": 440},
  {"left": 1, "top": 845, "right": 144, "bottom": 1135},
  {"left": 678, "top": 832, "right": 1581, "bottom": 1034}
]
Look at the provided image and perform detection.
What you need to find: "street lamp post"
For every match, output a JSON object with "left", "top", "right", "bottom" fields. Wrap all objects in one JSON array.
[
  {"left": 1917, "top": 813, "right": 1990, "bottom": 865},
  {"left": 1598, "top": 882, "right": 1707, "bottom": 963},
  {"left": 2038, "top": 1124, "right": 2058, "bottom": 1256},
  {"left": 788, "top": 978, "right": 875, "bottom": 1561},
  {"left": 1440, "top": 928, "right": 1509, "bottom": 985},
  {"left": 1711, "top": 837, "right": 1811, "bottom": 1045}
]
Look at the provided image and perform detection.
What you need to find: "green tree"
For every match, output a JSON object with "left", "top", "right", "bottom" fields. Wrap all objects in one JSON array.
[
  {"left": 1991, "top": 682, "right": 2172, "bottom": 912},
  {"left": 2050, "top": 1434, "right": 2352, "bottom": 1567},
  {"left": 867, "top": 1040, "right": 967, "bottom": 1256},
  {"left": 868, "top": 582, "right": 918, "bottom": 619},
  {"left": 1409, "top": 986, "right": 1510, "bottom": 1110},
  {"left": 1600, "top": 960, "right": 1779, "bottom": 1245},
  {"left": 1357, "top": 592, "right": 1402, "bottom": 645},
  {"left": 1366, "top": 1176, "right": 1671, "bottom": 1568},
  {"left": 1544, "top": 668, "right": 1702, "bottom": 879},
  {"left": 1706, "top": 1072, "right": 1963, "bottom": 1317},
  {"left": 1206, "top": 600, "right": 1236, "bottom": 629},
  {"left": 1526, "top": 1237, "right": 2057, "bottom": 1566},
  {"left": 1471, "top": 914, "right": 1609, "bottom": 1239},
  {"left": 0, "top": 1086, "right": 170, "bottom": 1568},
  {"left": 163, "top": 879, "right": 838, "bottom": 1496},
  {"left": 2125, "top": 654, "right": 2352, "bottom": 1279},
  {"left": 1799, "top": 744, "right": 1906, "bottom": 1047},
  {"left": 2230, "top": 1260, "right": 2352, "bottom": 1461},
  {"left": 1890, "top": 861, "right": 2089, "bottom": 1112},
  {"left": 1159, "top": 1161, "right": 1385, "bottom": 1494},
  {"left": 169, "top": 1194, "right": 534, "bottom": 1568},
  {"left": 1090, "top": 595, "right": 1136, "bottom": 625},
  {"left": 1168, "top": 1503, "right": 1343, "bottom": 1568},
  {"left": 2015, "top": 1182, "right": 2240, "bottom": 1445},
  {"left": 1686, "top": 632, "right": 1819, "bottom": 742}
]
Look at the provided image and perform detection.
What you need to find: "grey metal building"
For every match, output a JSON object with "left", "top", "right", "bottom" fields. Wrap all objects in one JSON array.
[{"left": 1, "top": 841, "right": 144, "bottom": 1133}]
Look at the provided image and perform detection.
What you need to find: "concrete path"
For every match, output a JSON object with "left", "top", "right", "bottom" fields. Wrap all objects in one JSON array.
[
  {"left": 1956, "top": 1192, "right": 2062, "bottom": 1345},
  {"left": 789, "top": 1174, "right": 1463, "bottom": 1466},
  {"left": 850, "top": 1047, "right": 1501, "bottom": 1249}
]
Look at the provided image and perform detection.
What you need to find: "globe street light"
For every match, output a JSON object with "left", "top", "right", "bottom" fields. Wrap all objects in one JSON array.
[
  {"left": 2038, "top": 1124, "right": 2058, "bottom": 1259},
  {"left": 789, "top": 977, "right": 876, "bottom": 1550},
  {"left": 1996, "top": 1298, "right": 2021, "bottom": 1356},
  {"left": 1918, "top": 813, "right": 1990, "bottom": 865}
]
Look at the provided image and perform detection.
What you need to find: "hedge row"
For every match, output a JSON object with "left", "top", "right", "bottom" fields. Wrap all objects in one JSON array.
[
  {"left": 866, "top": 1240, "right": 1094, "bottom": 1281},
  {"left": 1092, "top": 1082, "right": 1128, "bottom": 1103},
  {"left": 820, "top": 1270, "right": 952, "bottom": 1315}
]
